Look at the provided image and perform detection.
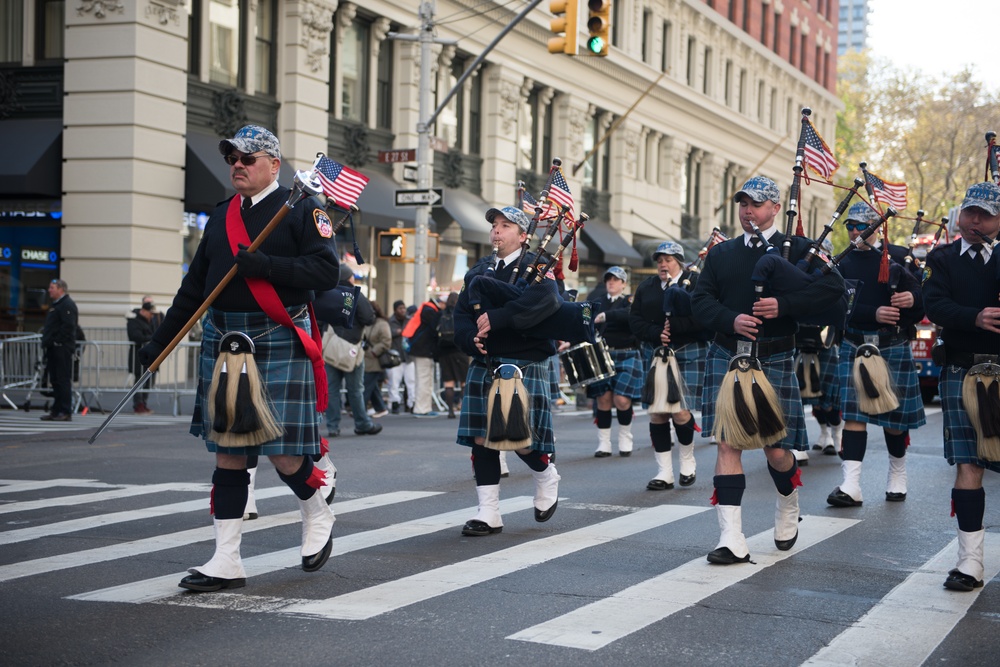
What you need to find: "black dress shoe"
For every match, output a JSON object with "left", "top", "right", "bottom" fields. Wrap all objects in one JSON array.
[
  {"left": 707, "top": 547, "right": 751, "bottom": 565},
  {"left": 944, "top": 568, "right": 983, "bottom": 592},
  {"left": 302, "top": 536, "right": 333, "bottom": 572},
  {"left": 812, "top": 444, "right": 824, "bottom": 451},
  {"left": 619, "top": 451, "right": 632, "bottom": 457},
  {"left": 823, "top": 444, "right": 837, "bottom": 456},
  {"left": 885, "top": 491, "right": 906, "bottom": 502},
  {"left": 461, "top": 519, "right": 502, "bottom": 536},
  {"left": 535, "top": 500, "right": 558, "bottom": 522},
  {"left": 679, "top": 473, "right": 696, "bottom": 487},
  {"left": 774, "top": 522, "right": 801, "bottom": 551},
  {"left": 500, "top": 472, "right": 509, "bottom": 478},
  {"left": 594, "top": 451, "right": 612, "bottom": 458},
  {"left": 827, "top": 487, "right": 863, "bottom": 507},
  {"left": 647, "top": 479, "right": 674, "bottom": 491},
  {"left": 355, "top": 423, "right": 383, "bottom": 436},
  {"left": 178, "top": 572, "right": 246, "bottom": 592},
  {"left": 40, "top": 413, "right": 71, "bottom": 422}
]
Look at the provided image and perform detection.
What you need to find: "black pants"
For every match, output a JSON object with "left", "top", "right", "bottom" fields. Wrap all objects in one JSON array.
[{"left": 46, "top": 345, "right": 73, "bottom": 416}]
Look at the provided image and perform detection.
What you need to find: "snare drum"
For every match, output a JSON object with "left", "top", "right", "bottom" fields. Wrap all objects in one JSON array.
[{"left": 560, "top": 339, "right": 616, "bottom": 387}]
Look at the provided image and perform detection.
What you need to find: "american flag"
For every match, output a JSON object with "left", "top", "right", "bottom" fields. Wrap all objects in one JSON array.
[
  {"left": 865, "top": 170, "right": 908, "bottom": 210},
  {"left": 802, "top": 118, "right": 839, "bottom": 180},
  {"left": 521, "top": 190, "right": 541, "bottom": 216},
  {"left": 987, "top": 143, "right": 1000, "bottom": 184},
  {"left": 545, "top": 166, "right": 576, "bottom": 221},
  {"left": 315, "top": 156, "right": 369, "bottom": 209}
]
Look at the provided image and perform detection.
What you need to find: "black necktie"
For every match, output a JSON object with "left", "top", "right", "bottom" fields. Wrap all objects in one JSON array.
[
  {"left": 242, "top": 197, "right": 252, "bottom": 212},
  {"left": 970, "top": 243, "right": 986, "bottom": 265},
  {"left": 496, "top": 260, "right": 505, "bottom": 272},
  {"left": 749, "top": 238, "right": 761, "bottom": 248}
]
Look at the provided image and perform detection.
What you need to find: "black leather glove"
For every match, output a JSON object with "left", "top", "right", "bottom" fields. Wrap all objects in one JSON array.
[
  {"left": 235, "top": 243, "right": 272, "bottom": 279},
  {"left": 137, "top": 341, "right": 165, "bottom": 368}
]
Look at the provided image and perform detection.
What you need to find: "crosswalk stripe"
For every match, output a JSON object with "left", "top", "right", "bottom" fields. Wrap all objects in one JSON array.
[
  {"left": 803, "top": 532, "right": 1000, "bottom": 667},
  {"left": 507, "top": 515, "right": 859, "bottom": 651},
  {"left": 158, "top": 497, "right": 542, "bottom": 615},
  {"left": 0, "top": 479, "right": 121, "bottom": 493},
  {"left": 0, "top": 487, "right": 293, "bottom": 546},
  {"left": 280, "top": 503, "right": 710, "bottom": 621},
  {"left": 0, "top": 482, "right": 210, "bottom": 515},
  {"left": 12, "top": 492, "right": 437, "bottom": 587},
  {"left": 65, "top": 491, "right": 481, "bottom": 603}
]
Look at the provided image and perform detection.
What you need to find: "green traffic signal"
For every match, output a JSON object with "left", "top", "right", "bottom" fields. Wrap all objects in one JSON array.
[{"left": 586, "top": 36, "right": 605, "bottom": 54}]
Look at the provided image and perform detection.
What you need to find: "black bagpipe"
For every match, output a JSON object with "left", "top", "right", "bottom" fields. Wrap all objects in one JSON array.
[
  {"left": 780, "top": 108, "right": 813, "bottom": 260},
  {"left": 902, "top": 209, "right": 926, "bottom": 273},
  {"left": 466, "top": 208, "right": 597, "bottom": 346}
]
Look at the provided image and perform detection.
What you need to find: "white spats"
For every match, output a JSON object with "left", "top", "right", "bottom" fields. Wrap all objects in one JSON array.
[{"left": 191, "top": 518, "right": 246, "bottom": 580}]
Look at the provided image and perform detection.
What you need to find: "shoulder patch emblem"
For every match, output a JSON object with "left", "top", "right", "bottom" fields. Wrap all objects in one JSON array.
[
  {"left": 921, "top": 266, "right": 931, "bottom": 284},
  {"left": 313, "top": 209, "right": 333, "bottom": 238}
]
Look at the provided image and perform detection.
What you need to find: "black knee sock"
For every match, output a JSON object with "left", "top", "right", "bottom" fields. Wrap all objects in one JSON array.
[
  {"left": 841, "top": 429, "right": 867, "bottom": 462},
  {"left": 444, "top": 387, "right": 455, "bottom": 409},
  {"left": 884, "top": 430, "right": 908, "bottom": 458},
  {"left": 673, "top": 417, "right": 696, "bottom": 445},
  {"left": 616, "top": 406, "right": 633, "bottom": 426},
  {"left": 211, "top": 468, "right": 250, "bottom": 519},
  {"left": 246, "top": 454, "right": 259, "bottom": 469},
  {"left": 650, "top": 421, "right": 673, "bottom": 452},
  {"left": 471, "top": 445, "right": 501, "bottom": 485},
  {"left": 828, "top": 409, "right": 842, "bottom": 426},
  {"left": 768, "top": 460, "right": 800, "bottom": 496},
  {"left": 277, "top": 457, "right": 319, "bottom": 501},
  {"left": 952, "top": 488, "right": 986, "bottom": 533},
  {"left": 713, "top": 474, "right": 746, "bottom": 506},
  {"left": 812, "top": 406, "right": 829, "bottom": 426},
  {"left": 517, "top": 449, "right": 549, "bottom": 472},
  {"left": 595, "top": 409, "right": 612, "bottom": 429}
]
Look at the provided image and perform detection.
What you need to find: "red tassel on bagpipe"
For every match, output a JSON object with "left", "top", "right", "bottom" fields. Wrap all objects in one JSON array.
[
  {"left": 795, "top": 219, "right": 805, "bottom": 237},
  {"left": 568, "top": 243, "right": 579, "bottom": 272},
  {"left": 878, "top": 225, "right": 890, "bottom": 284}
]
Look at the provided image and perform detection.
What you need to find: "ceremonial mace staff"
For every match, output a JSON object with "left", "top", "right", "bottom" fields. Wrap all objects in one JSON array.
[{"left": 89, "top": 167, "right": 324, "bottom": 444}]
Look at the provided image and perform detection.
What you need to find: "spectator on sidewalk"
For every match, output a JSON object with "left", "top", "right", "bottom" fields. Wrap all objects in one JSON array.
[
  {"left": 41, "top": 279, "right": 78, "bottom": 422},
  {"left": 387, "top": 300, "right": 415, "bottom": 414},
  {"left": 126, "top": 298, "right": 157, "bottom": 414},
  {"left": 436, "top": 292, "right": 469, "bottom": 419},
  {"left": 363, "top": 302, "right": 392, "bottom": 418},
  {"left": 406, "top": 293, "right": 446, "bottom": 417},
  {"left": 319, "top": 265, "right": 381, "bottom": 437}
]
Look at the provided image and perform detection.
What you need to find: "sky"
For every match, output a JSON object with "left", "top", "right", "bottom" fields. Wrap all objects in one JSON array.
[{"left": 867, "top": 0, "right": 998, "bottom": 91}]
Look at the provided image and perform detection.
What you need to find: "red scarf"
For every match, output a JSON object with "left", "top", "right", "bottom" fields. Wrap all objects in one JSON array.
[{"left": 225, "top": 197, "right": 328, "bottom": 412}]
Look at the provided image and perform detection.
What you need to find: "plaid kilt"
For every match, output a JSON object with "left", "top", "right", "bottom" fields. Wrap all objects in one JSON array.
[
  {"left": 800, "top": 344, "right": 842, "bottom": 411},
  {"left": 940, "top": 366, "right": 1000, "bottom": 472},
  {"left": 191, "top": 306, "right": 322, "bottom": 456},
  {"left": 457, "top": 356, "right": 555, "bottom": 453},
  {"left": 700, "top": 342, "right": 807, "bottom": 449},
  {"left": 586, "top": 348, "right": 644, "bottom": 399},
  {"left": 640, "top": 341, "right": 706, "bottom": 411},
  {"left": 838, "top": 339, "right": 926, "bottom": 430}
]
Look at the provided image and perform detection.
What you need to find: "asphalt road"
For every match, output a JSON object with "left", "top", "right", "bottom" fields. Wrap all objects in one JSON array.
[{"left": 1, "top": 401, "right": 998, "bottom": 667}]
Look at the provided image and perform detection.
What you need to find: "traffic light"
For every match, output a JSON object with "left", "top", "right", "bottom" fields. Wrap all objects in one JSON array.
[
  {"left": 547, "top": 0, "right": 578, "bottom": 55},
  {"left": 586, "top": 0, "right": 611, "bottom": 57},
  {"left": 378, "top": 232, "right": 405, "bottom": 260}
]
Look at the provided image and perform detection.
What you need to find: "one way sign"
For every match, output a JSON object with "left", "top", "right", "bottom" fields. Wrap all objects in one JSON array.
[{"left": 395, "top": 188, "right": 443, "bottom": 207}]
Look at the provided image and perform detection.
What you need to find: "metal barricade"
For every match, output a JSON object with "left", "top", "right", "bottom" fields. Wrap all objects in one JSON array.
[
  {"left": 0, "top": 333, "right": 45, "bottom": 410},
  {"left": 0, "top": 331, "right": 201, "bottom": 416}
]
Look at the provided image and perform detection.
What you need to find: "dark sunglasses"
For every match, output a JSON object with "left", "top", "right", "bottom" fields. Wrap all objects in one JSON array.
[
  {"left": 223, "top": 152, "right": 270, "bottom": 166},
  {"left": 844, "top": 222, "right": 870, "bottom": 232}
]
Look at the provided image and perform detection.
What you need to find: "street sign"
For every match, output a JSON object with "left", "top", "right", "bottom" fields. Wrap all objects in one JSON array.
[
  {"left": 395, "top": 188, "right": 443, "bottom": 207},
  {"left": 402, "top": 164, "right": 418, "bottom": 182},
  {"left": 378, "top": 149, "right": 416, "bottom": 164}
]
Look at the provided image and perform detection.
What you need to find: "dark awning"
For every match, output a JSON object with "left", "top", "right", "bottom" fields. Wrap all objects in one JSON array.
[
  {"left": 0, "top": 119, "right": 62, "bottom": 198},
  {"left": 185, "top": 131, "right": 294, "bottom": 212},
  {"left": 353, "top": 170, "right": 417, "bottom": 230},
  {"left": 432, "top": 188, "right": 491, "bottom": 246},
  {"left": 580, "top": 218, "right": 643, "bottom": 267}
]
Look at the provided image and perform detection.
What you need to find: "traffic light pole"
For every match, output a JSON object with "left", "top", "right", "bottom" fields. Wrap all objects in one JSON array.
[{"left": 393, "top": 0, "right": 543, "bottom": 307}]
